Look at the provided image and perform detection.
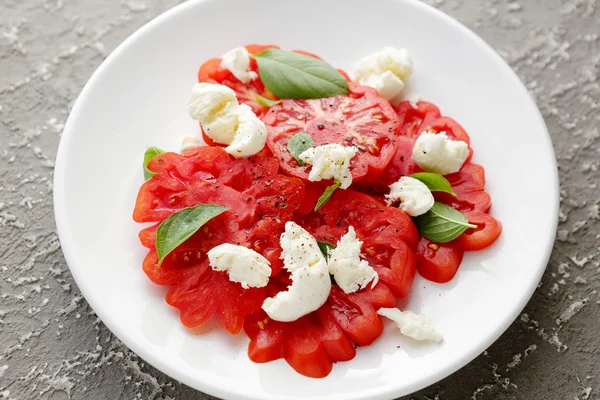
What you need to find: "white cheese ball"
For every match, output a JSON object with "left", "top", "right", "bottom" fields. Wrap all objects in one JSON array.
[
  {"left": 262, "top": 222, "right": 331, "bottom": 322},
  {"left": 411, "top": 131, "right": 469, "bottom": 175},
  {"left": 220, "top": 47, "right": 257, "bottom": 84},
  {"left": 186, "top": 82, "right": 267, "bottom": 157},
  {"left": 378, "top": 308, "right": 443, "bottom": 342},
  {"left": 327, "top": 226, "right": 378, "bottom": 294},
  {"left": 353, "top": 47, "right": 413, "bottom": 102},
  {"left": 299, "top": 144, "right": 357, "bottom": 189},
  {"left": 385, "top": 176, "right": 435, "bottom": 216},
  {"left": 207, "top": 244, "right": 271, "bottom": 289}
]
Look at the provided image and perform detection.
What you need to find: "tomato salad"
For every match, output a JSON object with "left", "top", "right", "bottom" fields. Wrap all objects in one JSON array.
[{"left": 134, "top": 44, "right": 501, "bottom": 378}]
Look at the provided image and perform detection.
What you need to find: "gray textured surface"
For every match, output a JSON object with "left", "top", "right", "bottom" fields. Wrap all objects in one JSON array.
[{"left": 1, "top": 0, "right": 599, "bottom": 399}]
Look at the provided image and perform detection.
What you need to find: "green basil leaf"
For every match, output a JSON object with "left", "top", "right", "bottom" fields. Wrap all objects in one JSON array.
[
  {"left": 255, "top": 94, "right": 282, "bottom": 107},
  {"left": 415, "top": 202, "right": 478, "bottom": 243},
  {"left": 252, "top": 49, "right": 349, "bottom": 99},
  {"left": 314, "top": 180, "right": 342, "bottom": 211},
  {"left": 156, "top": 204, "right": 229, "bottom": 266},
  {"left": 287, "top": 132, "right": 313, "bottom": 166},
  {"left": 411, "top": 172, "right": 457, "bottom": 197},
  {"left": 317, "top": 240, "right": 336, "bottom": 260},
  {"left": 144, "top": 146, "right": 165, "bottom": 180}
]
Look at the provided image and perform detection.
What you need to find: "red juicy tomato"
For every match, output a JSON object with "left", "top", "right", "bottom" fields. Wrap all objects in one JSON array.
[
  {"left": 244, "top": 283, "right": 394, "bottom": 378},
  {"left": 395, "top": 101, "right": 441, "bottom": 138},
  {"left": 197, "top": 44, "right": 279, "bottom": 116},
  {"left": 415, "top": 238, "right": 464, "bottom": 283},
  {"left": 263, "top": 83, "right": 400, "bottom": 185},
  {"left": 133, "top": 147, "right": 305, "bottom": 332},
  {"left": 459, "top": 212, "right": 502, "bottom": 251},
  {"left": 315, "top": 189, "right": 418, "bottom": 298}
]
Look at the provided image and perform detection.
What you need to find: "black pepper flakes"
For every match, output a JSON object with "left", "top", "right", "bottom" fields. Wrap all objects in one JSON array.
[{"left": 317, "top": 124, "right": 324, "bottom": 129}]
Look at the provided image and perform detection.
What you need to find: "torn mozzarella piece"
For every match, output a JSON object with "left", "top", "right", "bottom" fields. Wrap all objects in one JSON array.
[
  {"left": 411, "top": 131, "right": 469, "bottom": 175},
  {"left": 220, "top": 47, "right": 257, "bottom": 84},
  {"left": 186, "top": 82, "right": 267, "bottom": 157},
  {"left": 327, "top": 226, "right": 378, "bottom": 294},
  {"left": 378, "top": 308, "right": 443, "bottom": 342},
  {"left": 181, "top": 135, "right": 203, "bottom": 153},
  {"left": 299, "top": 144, "right": 357, "bottom": 189},
  {"left": 224, "top": 104, "right": 267, "bottom": 157},
  {"left": 385, "top": 176, "right": 434, "bottom": 216},
  {"left": 262, "top": 222, "right": 331, "bottom": 322},
  {"left": 353, "top": 47, "right": 413, "bottom": 102},
  {"left": 208, "top": 244, "right": 271, "bottom": 289}
]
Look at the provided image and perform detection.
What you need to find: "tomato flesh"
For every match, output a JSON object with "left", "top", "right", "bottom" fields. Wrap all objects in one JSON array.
[
  {"left": 416, "top": 238, "right": 465, "bottom": 283},
  {"left": 263, "top": 83, "right": 400, "bottom": 185},
  {"left": 133, "top": 147, "right": 304, "bottom": 332}
]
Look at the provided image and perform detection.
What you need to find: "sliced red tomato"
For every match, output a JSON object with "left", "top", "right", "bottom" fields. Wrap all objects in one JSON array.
[
  {"left": 197, "top": 44, "right": 279, "bottom": 116},
  {"left": 134, "top": 147, "right": 281, "bottom": 222},
  {"left": 263, "top": 83, "right": 400, "bottom": 185},
  {"left": 322, "top": 284, "right": 395, "bottom": 346},
  {"left": 445, "top": 162, "right": 485, "bottom": 194},
  {"left": 313, "top": 189, "right": 418, "bottom": 298},
  {"left": 133, "top": 146, "right": 304, "bottom": 332},
  {"left": 435, "top": 191, "right": 491, "bottom": 215},
  {"left": 394, "top": 101, "right": 441, "bottom": 138},
  {"left": 244, "top": 282, "right": 393, "bottom": 378},
  {"left": 415, "top": 238, "right": 464, "bottom": 283},
  {"left": 459, "top": 212, "right": 502, "bottom": 251},
  {"left": 165, "top": 260, "right": 266, "bottom": 334}
]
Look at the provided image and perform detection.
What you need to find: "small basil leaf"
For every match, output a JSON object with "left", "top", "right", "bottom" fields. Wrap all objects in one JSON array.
[
  {"left": 252, "top": 49, "right": 349, "bottom": 99},
  {"left": 415, "top": 202, "right": 478, "bottom": 243},
  {"left": 156, "top": 204, "right": 229, "bottom": 266},
  {"left": 314, "top": 180, "right": 342, "bottom": 211},
  {"left": 255, "top": 94, "right": 282, "bottom": 107},
  {"left": 144, "top": 146, "right": 165, "bottom": 180},
  {"left": 288, "top": 132, "right": 313, "bottom": 166},
  {"left": 411, "top": 172, "right": 457, "bottom": 197},
  {"left": 317, "top": 240, "right": 336, "bottom": 260}
]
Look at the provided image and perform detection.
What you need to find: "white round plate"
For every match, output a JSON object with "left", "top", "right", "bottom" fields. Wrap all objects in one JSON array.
[{"left": 54, "top": 0, "right": 558, "bottom": 399}]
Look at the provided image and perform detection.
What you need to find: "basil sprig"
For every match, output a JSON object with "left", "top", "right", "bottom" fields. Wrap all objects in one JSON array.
[
  {"left": 317, "top": 240, "right": 336, "bottom": 260},
  {"left": 315, "top": 180, "right": 342, "bottom": 211},
  {"left": 255, "top": 94, "right": 282, "bottom": 107},
  {"left": 415, "top": 202, "right": 477, "bottom": 243},
  {"left": 252, "top": 49, "right": 349, "bottom": 99},
  {"left": 143, "top": 146, "right": 165, "bottom": 180},
  {"left": 411, "top": 172, "right": 456, "bottom": 197},
  {"left": 287, "top": 132, "right": 313, "bottom": 166},
  {"left": 155, "top": 204, "right": 229, "bottom": 266}
]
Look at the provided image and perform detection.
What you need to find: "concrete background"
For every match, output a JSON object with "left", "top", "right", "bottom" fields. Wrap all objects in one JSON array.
[{"left": 1, "top": 0, "right": 599, "bottom": 399}]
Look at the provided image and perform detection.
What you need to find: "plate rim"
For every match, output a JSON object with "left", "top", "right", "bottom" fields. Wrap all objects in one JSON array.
[{"left": 53, "top": 0, "right": 559, "bottom": 398}]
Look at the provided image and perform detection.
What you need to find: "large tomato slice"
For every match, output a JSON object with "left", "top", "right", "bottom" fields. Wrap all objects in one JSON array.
[
  {"left": 365, "top": 101, "right": 475, "bottom": 193},
  {"left": 198, "top": 44, "right": 279, "bottom": 116},
  {"left": 133, "top": 147, "right": 305, "bottom": 333},
  {"left": 263, "top": 83, "right": 400, "bottom": 185},
  {"left": 313, "top": 189, "right": 418, "bottom": 298},
  {"left": 244, "top": 282, "right": 394, "bottom": 378},
  {"left": 415, "top": 238, "right": 464, "bottom": 283}
]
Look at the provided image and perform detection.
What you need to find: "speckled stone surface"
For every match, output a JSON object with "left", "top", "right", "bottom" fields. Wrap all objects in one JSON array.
[{"left": 1, "top": 0, "right": 599, "bottom": 399}]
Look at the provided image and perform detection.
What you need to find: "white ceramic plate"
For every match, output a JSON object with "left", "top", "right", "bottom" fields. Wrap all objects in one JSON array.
[{"left": 54, "top": 0, "right": 558, "bottom": 398}]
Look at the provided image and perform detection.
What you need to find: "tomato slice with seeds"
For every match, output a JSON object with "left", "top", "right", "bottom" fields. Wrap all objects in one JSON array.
[
  {"left": 134, "top": 147, "right": 280, "bottom": 223},
  {"left": 458, "top": 212, "right": 502, "bottom": 251},
  {"left": 263, "top": 83, "right": 400, "bottom": 185},
  {"left": 133, "top": 147, "right": 304, "bottom": 332},
  {"left": 197, "top": 44, "right": 279, "bottom": 116},
  {"left": 415, "top": 238, "right": 465, "bottom": 284},
  {"left": 395, "top": 101, "right": 441, "bottom": 138},
  {"left": 322, "top": 284, "right": 395, "bottom": 346},
  {"left": 244, "top": 283, "right": 393, "bottom": 378},
  {"left": 313, "top": 189, "right": 418, "bottom": 298}
]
